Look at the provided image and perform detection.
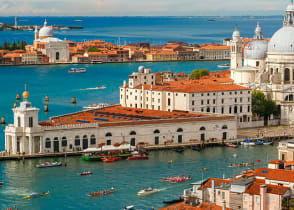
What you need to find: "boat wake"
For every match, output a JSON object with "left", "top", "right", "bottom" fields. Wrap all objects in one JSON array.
[
  {"left": 158, "top": 187, "right": 167, "bottom": 192},
  {"left": 0, "top": 187, "right": 33, "bottom": 196},
  {"left": 78, "top": 86, "right": 106, "bottom": 91}
]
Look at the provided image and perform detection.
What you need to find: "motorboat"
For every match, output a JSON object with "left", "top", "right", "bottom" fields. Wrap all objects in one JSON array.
[
  {"left": 82, "top": 103, "right": 109, "bottom": 110},
  {"left": 191, "top": 146, "right": 201, "bottom": 151},
  {"left": 127, "top": 155, "right": 148, "bottom": 160},
  {"left": 23, "top": 191, "right": 50, "bottom": 199},
  {"left": 168, "top": 160, "right": 174, "bottom": 163},
  {"left": 36, "top": 162, "right": 62, "bottom": 168},
  {"left": 87, "top": 188, "right": 117, "bottom": 197},
  {"left": 137, "top": 188, "right": 159, "bottom": 196},
  {"left": 255, "top": 140, "right": 264, "bottom": 145},
  {"left": 225, "top": 143, "right": 239, "bottom": 148},
  {"left": 96, "top": 85, "right": 106, "bottom": 89},
  {"left": 263, "top": 141, "right": 274, "bottom": 145},
  {"left": 68, "top": 68, "right": 86, "bottom": 73},
  {"left": 123, "top": 206, "right": 135, "bottom": 210},
  {"left": 241, "top": 139, "right": 255, "bottom": 146},
  {"left": 80, "top": 171, "right": 93, "bottom": 176},
  {"left": 163, "top": 196, "right": 184, "bottom": 204},
  {"left": 217, "top": 63, "right": 230, "bottom": 68},
  {"left": 102, "top": 157, "right": 122, "bottom": 162}
]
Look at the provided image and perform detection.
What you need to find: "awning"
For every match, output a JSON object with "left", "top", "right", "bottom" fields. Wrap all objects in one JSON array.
[{"left": 83, "top": 144, "right": 136, "bottom": 152}]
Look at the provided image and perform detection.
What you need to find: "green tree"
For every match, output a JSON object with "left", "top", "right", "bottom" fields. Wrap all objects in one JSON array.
[
  {"left": 251, "top": 90, "right": 279, "bottom": 125},
  {"left": 190, "top": 69, "right": 209, "bottom": 79},
  {"left": 88, "top": 47, "right": 101, "bottom": 52},
  {"left": 10, "top": 41, "right": 17, "bottom": 50},
  {"left": 193, "top": 43, "right": 200, "bottom": 48},
  {"left": 3, "top": 41, "right": 9, "bottom": 50}
]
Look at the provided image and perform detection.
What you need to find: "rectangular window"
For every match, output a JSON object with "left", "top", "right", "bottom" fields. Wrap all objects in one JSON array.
[
  {"left": 248, "top": 106, "right": 250, "bottom": 112},
  {"left": 158, "top": 106, "right": 160, "bottom": 110},
  {"left": 29, "top": 117, "right": 33, "bottom": 128},
  {"left": 158, "top": 99, "right": 160, "bottom": 103},
  {"left": 240, "top": 106, "right": 243, "bottom": 113},
  {"left": 168, "top": 98, "right": 171, "bottom": 106},
  {"left": 213, "top": 99, "right": 216, "bottom": 104},
  {"left": 201, "top": 100, "right": 204, "bottom": 105},
  {"left": 207, "top": 100, "right": 209, "bottom": 104},
  {"left": 192, "top": 101, "right": 195, "bottom": 105},
  {"left": 221, "top": 107, "right": 224, "bottom": 114}
]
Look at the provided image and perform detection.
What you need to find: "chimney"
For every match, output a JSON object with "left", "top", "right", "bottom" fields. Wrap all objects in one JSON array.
[
  {"left": 260, "top": 185, "right": 267, "bottom": 210},
  {"left": 211, "top": 179, "right": 215, "bottom": 203},
  {"left": 222, "top": 200, "right": 226, "bottom": 210}
]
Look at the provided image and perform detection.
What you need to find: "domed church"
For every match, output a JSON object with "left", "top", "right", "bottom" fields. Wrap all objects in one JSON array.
[
  {"left": 230, "top": 2, "right": 294, "bottom": 125},
  {"left": 33, "top": 19, "right": 69, "bottom": 63}
]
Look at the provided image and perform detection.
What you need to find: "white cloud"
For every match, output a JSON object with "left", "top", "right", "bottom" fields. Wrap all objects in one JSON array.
[{"left": 0, "top": 0, "right": 290, "bottom": 16}]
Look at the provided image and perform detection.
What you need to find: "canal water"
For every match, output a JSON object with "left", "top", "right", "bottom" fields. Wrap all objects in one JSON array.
[
  {"left": 0, "top": 145, "right": 277, "bottom": 210},
  {"left": 0, "top": 61, "right": 228, "bottom": 151}
]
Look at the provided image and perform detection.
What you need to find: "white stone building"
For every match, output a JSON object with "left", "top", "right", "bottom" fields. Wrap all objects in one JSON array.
[
  {"left": 120, "top": 66, "right": 252, "bottom": 127},
  {"left": 33, "top": 20, "right": 69, "bottom": 64},
  {"left": 5, "top": 90, "right": 237, "bottom": 155},
  {"left": 230, "top": 3, "right": 294, "bottom": 125}
]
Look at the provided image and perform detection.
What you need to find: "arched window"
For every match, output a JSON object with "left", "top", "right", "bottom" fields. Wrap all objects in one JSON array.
[
  {"left": 17, "top": 117, "right": 21, "bottom": 127},
  {"left": 200, "top": 127, "right": 206, "bottom": 131},
  {"left": 177, "top": 128, "right": 183, "bottom": 132},
  {"left": 75, "top": 135, "right": 80, "bottom": 146},
  {"left": 61, "top": 137, "right": 67, "bottom": 147},
  {"left": 222, "top": 125, "right": 228, "bottom": 129},
  {"left": 82, "top": 135, "right": 88, "bottom": 150},
  {"left": 285, "top": 68, "right": 290, "bottom": 82},
  {"left": 153, "top": 129, "right": 160, "bottom": 134},
  {"left": 90, "top": 135, "right": 96, "bottom": 145},
  {"left": 130, "top": 131, "right": 136, "bottom": 135},
  {"left": 290, "top": 95, "right": 294, "bottom": 101},
  {"left": 206, "top": 107, "right": 210, "bottom": 112},
  {"left": 45, "top": 138, "right": 51, "bottom": 148},
  {"left": 56, "top": 52, "right": 60, "bottom": 60},
  {"left": 234, "top": 106, "right": 238, "bottom": 114},
  {"left": 105, "top": 132, "right": 112, "bottom": 137}
]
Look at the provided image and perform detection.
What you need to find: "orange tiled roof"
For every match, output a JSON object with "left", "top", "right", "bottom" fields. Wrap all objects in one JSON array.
[
  {"left": 39, "top": 105, "right": 234, "bottom": 127},
  {"left": 3, "top": 53, "right": 21, "bottom": 58},
  {"left": 268, "top": 160, "right": 285, "bottom": 164},
  {"left": 129, "top": 79, "right": 249, "bottom": 93},
  {"left": 285, "top": 161, "right": 294, "bottom": 167},
  {"left": 198, "top": 178, "right": 234, "bottom": 190},
  {"left": 201, "top": 45, "right": 230, "bottom": 50},
  {"left": 254, "top": 168, "right": 294, "bottom": 182},
  {"left": 159, "top": 202, "right": 231, "bottom": 210},
  {"left": 245, "top": 182, "right": 288, "bottom": 195}
]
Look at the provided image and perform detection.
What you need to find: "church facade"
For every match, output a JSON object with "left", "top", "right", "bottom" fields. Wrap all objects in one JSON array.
[
  {"left": 230, "top": 2, "right": 294, "bottom": 125},
  {"left": 33, "top": 20, "right": 69, "bottom": 64}
]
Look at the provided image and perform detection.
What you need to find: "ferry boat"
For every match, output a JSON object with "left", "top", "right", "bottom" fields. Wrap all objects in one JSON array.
[
  {"left": 68, "top": 68, "right": 86, "bottom": 73},
  {"left": 137, "top": 188, "right": 159, "bottom": 196},
  {"left": 36, "top": 162, "right": 62, "bottom": 168},
  {"left": 83, "top": 103, "right": 109, "bottom": 110},
  {"left": 23, "top": 191, "right": 50, "bottom": 199},
  {"left": 217, "top": 64, "right": 230, "bottom": 68},
  {"left": 80, "top": 171, "right": 93, "bottom": 176}
]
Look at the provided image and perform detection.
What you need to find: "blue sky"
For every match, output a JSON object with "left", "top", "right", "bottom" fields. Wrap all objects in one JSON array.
[{"left": 0, "top": 0, "right": 291, "bottom": 16}]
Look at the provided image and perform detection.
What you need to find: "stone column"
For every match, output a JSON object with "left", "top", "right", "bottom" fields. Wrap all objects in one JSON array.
[
  {"left": 5, "top": 135, "right": 8, "bottom": 154},
  {"left": 29, "top": 135, "right": 33, "bottom": 155},
  {"left": 11, "top": 135, "right": 16, "bottom": 154},
  {"left": 39, "top": 136, "right": 43, "bottom": 153},
  {"left": 20, "top": 136, "right": 25, "bottom": 154}
]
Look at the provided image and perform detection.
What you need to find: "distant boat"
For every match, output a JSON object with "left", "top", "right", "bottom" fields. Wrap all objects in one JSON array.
[
  {"left": 191, "top": 146, "right": 201, "bottom": 151},
  {"left": 23, "top": 191, "right": 50, "bottom": 199},
  {"left": 263, "top": 141, "right": 274, "bottom": 146},
  {"left": 83, "top": 103, "right": 109, "bottom": 110},
  {"left": 74, "top": 20, "right": 84, "bottom": 22},
  {"left": 207, "top": 19, "right": 216, "bottom": 22},
  {"left": 36, "top": 162, "right": 62, "bottom": 168},
  {"left": 163, "top": 196, "right": 184, "bottom": 204},
  {"left": 68, "top": 68, "right": 86, "bottom": 73},
  {"left": 217, "top": 64, "right": 230, "bottom": 68},
  {"left": 123, "top": 206, "right": 135, "bottom": 210}
]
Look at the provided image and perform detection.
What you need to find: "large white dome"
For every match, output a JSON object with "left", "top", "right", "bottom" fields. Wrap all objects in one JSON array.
[
  {"left": 244, "top": 40, "right": 268, "bottom": 59},
  {"left": 268, "top": 27, "right": 294, "bottom": 53},
  {"left": 39, "top": 26, "right": 53, "bottom": 37}
]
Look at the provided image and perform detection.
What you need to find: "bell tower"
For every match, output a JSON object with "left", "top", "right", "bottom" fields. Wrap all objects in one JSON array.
[{"left": 230, "top": 27, "right": 243, "bottom": 70}]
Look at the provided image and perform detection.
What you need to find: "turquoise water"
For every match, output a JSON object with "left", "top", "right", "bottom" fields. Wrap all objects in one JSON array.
[
  {"left": 0, "top": 61, "right": 227, "bottom": 151},
  {"left": 0, "top": 146, "right": 277, "bottom": 210}
]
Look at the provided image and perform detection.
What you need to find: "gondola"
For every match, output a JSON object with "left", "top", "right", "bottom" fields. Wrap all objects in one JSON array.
[{"left": 80, "top": 171, "right": 93, "bottom": 176}]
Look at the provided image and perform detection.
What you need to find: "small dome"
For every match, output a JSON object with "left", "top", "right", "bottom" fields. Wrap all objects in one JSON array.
[
  {"left": 244, "top": 40, "right": 268, "bottom": 59},
  {"left": 138, "top": 66, "right": 145, "bottom": 73},
  {"left": 268, "top": 27, "right": 294, "bottom": 53},
  {"left": 22, "top": 91, "right": 30, "bottom": 99}
]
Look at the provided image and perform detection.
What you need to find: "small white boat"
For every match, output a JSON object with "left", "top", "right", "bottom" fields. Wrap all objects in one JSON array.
[
  {"left": 137, "top": 188, "right": 159, "bottom": 196},
  {"left": 83, "top": 103, "right": 109, "bottom": 110},
  {"left": 123, "top": 205, "right": 135, "bottom": 210},
  {"left": 241, "top": 139, "right": 255, "bottom": 146},
  {"left": 68, "top": 68, "right": 86, "bottom": 73},
  {"left": 217, "top": 64, "right": 230, "bottom": 68}
]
